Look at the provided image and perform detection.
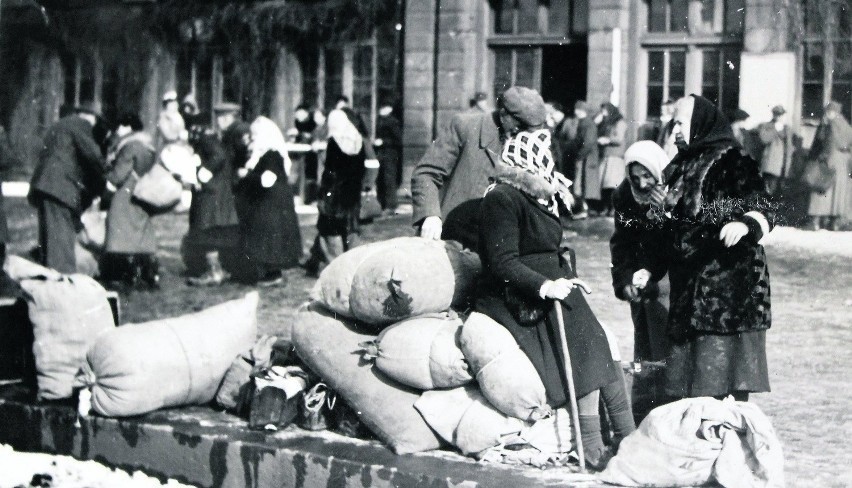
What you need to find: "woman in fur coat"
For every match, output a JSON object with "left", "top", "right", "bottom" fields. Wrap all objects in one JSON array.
[{"left": 661, "top": 95, "right": 774, "bottom": 401}]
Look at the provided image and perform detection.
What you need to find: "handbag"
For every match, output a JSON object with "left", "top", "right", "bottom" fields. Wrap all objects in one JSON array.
[
  {"left": 359, "top": 189, "right": 382, "bottom": 221},
  {"left": 132, "top": 163, "right": 183, "bottom": 211},
  {"left": 802, "top": 158, "right": 836, "bottom": 193}
]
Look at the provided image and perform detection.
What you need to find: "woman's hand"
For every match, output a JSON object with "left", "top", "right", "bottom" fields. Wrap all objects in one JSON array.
[
  {"left": 260, "top": 170, "right": 278, "bottom": 188},
  {"left": 648, "top": 186, "right": 667, "bottom": 206},
  {"left": 420, "top": 216, "right": 443, "bottom": 240},
  {"left": 632, "top": 269, "right": 651, "bottom": 289},
  {"left": 542, "top": 278, "right": 592, "bottom": 300},
  {"left": 197, "top": 167, "right": 213, "bottom": 184},
  {"left": 622, "top": 284, "right": 641, "bottom": 303},
  {"left": 719, "top": 221, "right": 749, "bottom": 247},
  {"left": 237, "top": 167, "right": 249, "bottom": 179}
]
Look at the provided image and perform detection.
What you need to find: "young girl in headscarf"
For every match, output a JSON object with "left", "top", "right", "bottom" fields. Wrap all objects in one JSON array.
[
  {"left": 609, "top": 140, "right": 672, "bottom": 423},
  {"left": 233, "top": 116, "right": 302, "bottom": 285},
  {"left": 476, "top": 129, "right": 634, "bottom": 470},
  {"left": 661, "top": 95, "right": 774, "bottom": 401},
  {"left": 302, "top": 108, "right": 374, "bottom": 275}
]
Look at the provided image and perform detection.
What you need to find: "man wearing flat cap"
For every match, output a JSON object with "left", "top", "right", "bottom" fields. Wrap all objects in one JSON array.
[
  {"left": 29, "top": 103, "right": 106, "bottom": 273},
  {"left": 186, "top": 102, "right": 247, "bottom": 286},
  {"left": 756, "top": 105, "right": 793, "bottom": 196},
  {"left": 412, "top": 86, "right": 547, "bottom": 248}
]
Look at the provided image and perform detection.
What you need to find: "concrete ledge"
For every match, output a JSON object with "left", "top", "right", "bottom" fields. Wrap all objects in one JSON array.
[{"left": 0, "top": 387, "right": 605, "bottom": 488}]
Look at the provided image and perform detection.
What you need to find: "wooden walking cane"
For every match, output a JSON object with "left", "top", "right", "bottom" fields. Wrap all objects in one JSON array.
[{"left": 554, "top": 300, "right": 586, "bottom": 472}]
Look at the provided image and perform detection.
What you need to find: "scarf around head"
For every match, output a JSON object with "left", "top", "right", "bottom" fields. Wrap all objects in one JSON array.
[
  {"left": 327, "top": 109, "right": 363, "bottom": 156},
  {"left": 246, "top": 116, "right": 292, "bottom": 175},
  {"left": 669, "top": 95, "right": 739, "bottom": 169},
  {"left": 598, "top": 102, "right": 624, "bottom": 136},
  {"left": 486, "top": 129, "right": 573, "bottom": 215},
  {"left": 623, "top": 140, "right": 670, "bottom": 205}
]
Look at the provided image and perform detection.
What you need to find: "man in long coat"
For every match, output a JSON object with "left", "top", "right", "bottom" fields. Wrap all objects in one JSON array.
[
  {"left": 29, "top": 105, "right": 106, "bottom": 273},
  {"left": 411, "top": 86, "right": 547, "bottom": 249},
  {"left": 571, "top": 101, "right": 600, "bottom": 218},
  {"left": 757, "top": 105, "right": 793, "bottom": 196},
  {"left": 187, "top": 103, "right": 248, "bottom": 286}
]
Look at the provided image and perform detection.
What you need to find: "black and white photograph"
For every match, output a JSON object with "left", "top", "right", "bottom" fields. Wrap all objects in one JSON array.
[{"left": 0, "top": 0, "right": 849, "bottom": 486}]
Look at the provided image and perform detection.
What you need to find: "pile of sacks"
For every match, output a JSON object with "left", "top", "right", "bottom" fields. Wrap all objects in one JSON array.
[
  {"left": 3, "top": 255, "right": 258, "bottom": 418},
  {"left": 291, "top": 237, "right": 570, "bottom": 458}
]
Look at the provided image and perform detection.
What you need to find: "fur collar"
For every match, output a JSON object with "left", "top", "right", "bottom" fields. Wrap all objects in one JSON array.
[{"left": 491, "top": 166, "right": 555, "bottom": 201}]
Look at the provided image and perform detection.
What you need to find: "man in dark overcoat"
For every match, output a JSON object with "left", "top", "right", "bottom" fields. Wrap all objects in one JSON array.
[
  {"left": 187, "top": 102, "right": 248, "bottom": 286},
  {"left": 29, "top": 105, "right": 106, "bottom": 273},
  {"left": 411, "top": 86, "right": 548, "bottom": 249},
  {"left": 374, "top": 100, "right": 403, "bottom": 213}
]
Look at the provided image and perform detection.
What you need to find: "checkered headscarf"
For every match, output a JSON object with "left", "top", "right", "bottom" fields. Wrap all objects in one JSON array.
[{"left": 493, "top": 129, "right": 573, "bottom": 215}]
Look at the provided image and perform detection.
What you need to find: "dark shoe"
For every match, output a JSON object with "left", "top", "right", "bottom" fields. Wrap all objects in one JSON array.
[
  {"left": 187, "top": 269, "right": 229, "bottom": 286},
  {"left": 584, "top": 446, "right": 614, "bottom": 472}
]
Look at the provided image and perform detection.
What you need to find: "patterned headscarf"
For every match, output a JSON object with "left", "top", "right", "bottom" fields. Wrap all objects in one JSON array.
[{"left": 492, "top": 129, "right": 573, "bottom": 215}]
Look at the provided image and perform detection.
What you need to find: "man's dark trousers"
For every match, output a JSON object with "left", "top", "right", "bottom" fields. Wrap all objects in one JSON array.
[{"left": 37, "top": 195, "right": 77, "bottom": 274}]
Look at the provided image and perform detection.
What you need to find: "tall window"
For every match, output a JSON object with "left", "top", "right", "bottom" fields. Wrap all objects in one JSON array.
[
  {"left": 801, "top": 0, "right": 852, "bottom": 120},
  {"left": 701, "top": 48, "right": 741, "bottom": 116},
  {"left": 646, "top": 50, "right": 686, "bottom": 117},
  {"left": 324, "top": 47, "right": 344, "bottom": 111},
  {"left": 299, "top": 48, "right": 320, "bottom": 109},
  {"left": 493, "top": 47, "right": 540, "bottom": 96},
  {"left": 648, "top": 0, "right": 689, "bottom": 33}
]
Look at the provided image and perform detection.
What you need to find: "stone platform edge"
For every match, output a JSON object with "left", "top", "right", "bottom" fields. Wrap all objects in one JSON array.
[{"left": 0, "top": 392, "right": 603, "bottom": 488}]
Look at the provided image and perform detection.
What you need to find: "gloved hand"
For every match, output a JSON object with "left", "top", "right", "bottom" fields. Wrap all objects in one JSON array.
[
  {"left": 541, "top": 278, "right": 592, "bottom": 300},
  {"left": 720, "top": 221, "right": 749, "bottom": 247}
]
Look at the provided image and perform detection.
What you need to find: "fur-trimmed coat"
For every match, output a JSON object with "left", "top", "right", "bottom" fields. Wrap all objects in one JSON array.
[
  {"left": 662, "top": 145, "right": 774, "bottom": 338},
  {"left": 475, "top": 166, "right": 618, "bottom": 404}
]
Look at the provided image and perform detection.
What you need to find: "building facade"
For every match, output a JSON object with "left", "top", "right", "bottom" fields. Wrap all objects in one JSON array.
[{"left": 400, "top": 0, "right": 852, "bottom": 191}]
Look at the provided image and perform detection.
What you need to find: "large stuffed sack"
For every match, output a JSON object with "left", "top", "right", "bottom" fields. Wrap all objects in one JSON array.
[
  {"left": 599, "top": 397, "right": 784, "bottom": 488},
  {"left": 291, "top": 303, "right": 442, "bottom": 454},
  {"left": 78, "top": 292, "right": 258, "bottom": 417},
  {"left": 17, "top": 272, "right": 115, "bottom": 401},
  {"left": 415, "top": 386, "right": 525, "bottom": 456},
  {"left": 311, "top": 237, "right": 481, "bottom": 326},
  {"left": 460, "top": 312, "right": 551, "bottom": 422},
  {"left": 359, "top": 312, "right": 472, "bottom": 390}
]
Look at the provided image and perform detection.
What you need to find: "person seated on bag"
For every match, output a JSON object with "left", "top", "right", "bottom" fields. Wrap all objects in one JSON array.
[
  {"left": 609, "top": 140, "right": 674, "bottom": 424},
  {"left": 475, "top": 129, "right": 635, "bottom": 470},
  {"left": 101, "top": 112, "right": 160, "bottom": 289}
]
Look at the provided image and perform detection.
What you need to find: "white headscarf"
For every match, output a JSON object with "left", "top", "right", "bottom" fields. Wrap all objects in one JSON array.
[
  {"left": 247, "top": 116, "right": 291, "bottom": 175},
  {"left": 623, "top": 140, "right": 670, "bottom": 204},
  {"left": 327, "top": 109, "right": 363, "bottom": 156}
]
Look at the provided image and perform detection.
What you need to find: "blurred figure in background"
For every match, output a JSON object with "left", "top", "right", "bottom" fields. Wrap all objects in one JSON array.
[
  {"left": 468, "top": 92, "right": 489, "bottom": 113},
  {"left": 571, "top": 100, "right": 599, "bottom": 219},
  {"left": 808, "top": 101, "right": 852, "bottom": 231},
  {"left": 102, "top": 113, "right": 160, "bottom": 289},
  {"left": 29, "top": 103, "right": 106, "bottom": 273},
  {"left": 546, "top": 102, "right": 577, "bottom": 178},
  {"left": 0, "top": 126, "right": 18, "bottom": 297},
  {"left": 756, "top": 105, "right": 793, "bottom": 197},
  {"left": 157, "top": 91, "right": 186, "bottom": 146},
  {"left": 374, "top": 99, "right": 402, "bottom": 214},
  {"left": 302, "top": 108, "right": 370, "bottom": 276},
  {"left": 234, "top": 117, "right": 302, "bottom": 285},
  {"left": 597, "top": 102, "right": 627, "bottom": 217},
  {"left": 729, "top": 108, "right": 759, "bottom": 160}
]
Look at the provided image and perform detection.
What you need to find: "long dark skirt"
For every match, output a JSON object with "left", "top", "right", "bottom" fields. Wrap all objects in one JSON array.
[
  {"left": 476, "top": 289, "right": 619, "bottom": 408},
  {"left": 665, "top": 329, "right": 770, "bottom": 398}
]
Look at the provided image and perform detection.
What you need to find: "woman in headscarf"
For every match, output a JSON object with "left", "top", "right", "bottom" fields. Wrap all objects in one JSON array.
[
  {"left": 597, "top": 102, "right": 627, "bottom": 216},
  {"left": 476, "top": 129, "right": 634, "bottom": 470},
  {"left": 102, "top": 113, "right": 160, "bottom": 289},
  {"left": 233, "top": 116, "right": 302, "bottom": 285},
  {"left": 661, "top": 95, "right": 774, "bottom": 401},
  {"left": 609, "top": 140, "right": 672, "bottom": 423},
  {"left": 807, "top": 101, "right": 852, "bottom": 231},
  {"left": 302, "top": 108, "right": 373, "bottom": 275}
]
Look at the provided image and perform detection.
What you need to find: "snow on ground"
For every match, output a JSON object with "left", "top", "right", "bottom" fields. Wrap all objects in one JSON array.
[
  {"left": 761, "top": 226, "right": 852, "bottom": 257},
  {"left": 0, "top": 445, "right": 192, "bottom": 488}
]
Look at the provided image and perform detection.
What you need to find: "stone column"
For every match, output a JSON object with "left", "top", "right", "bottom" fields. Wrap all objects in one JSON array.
[{"left": 587, "top": 0, "right": 631, "bottom": 129}]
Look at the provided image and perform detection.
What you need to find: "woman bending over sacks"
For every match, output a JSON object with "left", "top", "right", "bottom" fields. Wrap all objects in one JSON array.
[{"left": 475, "top": 129, "right": 635, "bottom": 470}]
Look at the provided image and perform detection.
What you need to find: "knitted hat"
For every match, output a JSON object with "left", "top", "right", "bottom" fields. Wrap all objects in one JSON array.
[{"left": 499, "top": 87, "right": 547, "bottom": 128}]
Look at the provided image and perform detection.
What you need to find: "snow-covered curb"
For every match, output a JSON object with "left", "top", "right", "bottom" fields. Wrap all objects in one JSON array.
[
  {"left": 762, "top": 226, "right": 852, "bottom": 257},
  {"left": 0, "top": 445, "right": 193, "bottom": 488}
]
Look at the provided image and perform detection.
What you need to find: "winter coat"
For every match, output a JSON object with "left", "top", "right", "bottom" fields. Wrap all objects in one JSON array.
[
  {"left": 599, "top": 119, "right": 627, "bottom": 190},
  {"left": 29, "top": 115, "right": 106, "bottom": 214},
  {"left": 234, "top": 150, "right": 302, "bottom": 270},
  {"left": 475, "top": 167, "right": 618, "bottom": 405},
  {"left": 411, "top": 112, "right": 505, "bottom": 232},
  {"left": 757, "top": 122, "right": 792, "bottom": 178},
  {"left": 551, "top": 119, "right": 577, "bottom": 178},
  {"left": 808, "top": 116, "right": 852, "bottom": 218},
  {"left": 317, "top": 138, "right": 367, "bottom": 236},
  {"left": 188, "top": 127, "right": 240, "bottom": 233},
  {"left": 663, "top": 146, "right": 774, "bottom": 338},
  {"left": 105, "top": 133, "right": 158, "bottom": 255},
  {"left": 572, "top": 116, "right": 600, "bottom": 200}
]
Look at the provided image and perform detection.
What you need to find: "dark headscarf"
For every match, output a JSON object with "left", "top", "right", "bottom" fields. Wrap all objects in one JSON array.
[
  {"left": 598, "top": 102, "right": 623, "bottom": 136},
  {"left": 671, "top": 95, "right": 739, "bottom": 167}
]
